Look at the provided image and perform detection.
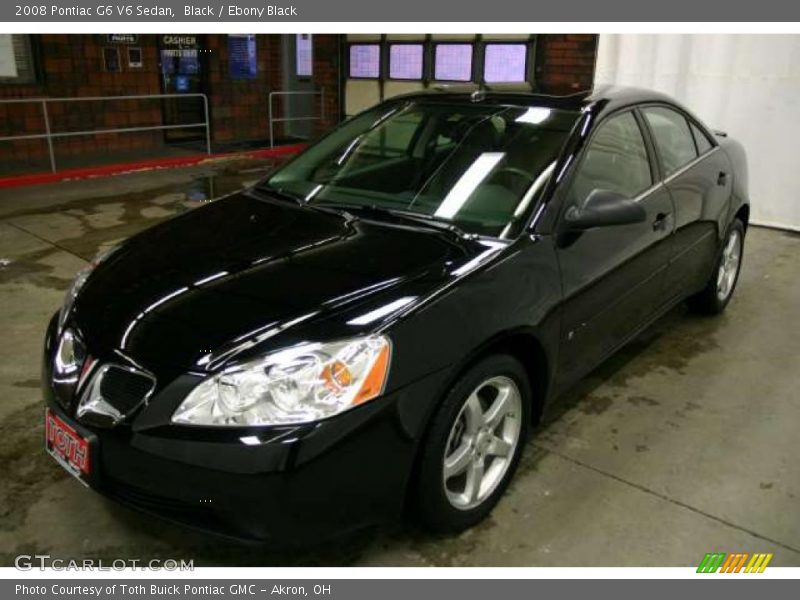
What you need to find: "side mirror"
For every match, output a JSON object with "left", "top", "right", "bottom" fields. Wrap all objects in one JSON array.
[{"left": 563, "top": 189, "right": 647, "bottom": 230}]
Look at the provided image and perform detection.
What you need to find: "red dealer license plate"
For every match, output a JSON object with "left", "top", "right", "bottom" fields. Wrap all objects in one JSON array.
[{"left": 45, "top": 408, "right": 91, "bottom": 486}]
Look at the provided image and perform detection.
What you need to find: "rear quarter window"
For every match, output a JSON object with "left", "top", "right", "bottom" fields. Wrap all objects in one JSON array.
[
  {"left": 643, "top": 106, "right": 698, "bottom": 176},
  {"left": 690, "top": 122, "right": 714, "bottom": 155}
]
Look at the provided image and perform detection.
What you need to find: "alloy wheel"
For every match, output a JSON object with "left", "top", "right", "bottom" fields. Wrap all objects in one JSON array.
[
  {"left": 716, "top": 228, "right": 742, "bottom": 301},
  {"left": 442, "top": 375, "right": 522, "bottom": 511}
]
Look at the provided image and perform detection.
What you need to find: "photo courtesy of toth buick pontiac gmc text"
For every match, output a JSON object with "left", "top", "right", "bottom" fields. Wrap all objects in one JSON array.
[{"left": 42, "top": 85, "right": 749, "bottom": 543}]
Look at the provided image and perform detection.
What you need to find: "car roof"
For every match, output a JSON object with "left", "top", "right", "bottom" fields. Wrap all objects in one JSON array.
[{"left": 392, "top": 84, "right": 680, "bottom": 115}]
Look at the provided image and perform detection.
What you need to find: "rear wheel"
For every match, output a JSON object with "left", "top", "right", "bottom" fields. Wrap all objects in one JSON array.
[
  {"left": 412, "top": 354, "right": 530, "bottom": 532},
  {"left": 688, "top": 218, "right": 744, "bottom": 315}
]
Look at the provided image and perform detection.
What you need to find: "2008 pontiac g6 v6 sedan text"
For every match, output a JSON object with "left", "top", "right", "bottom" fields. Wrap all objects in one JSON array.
[{"left": 43, "top": 85, "right": 749, "bottom": 543}]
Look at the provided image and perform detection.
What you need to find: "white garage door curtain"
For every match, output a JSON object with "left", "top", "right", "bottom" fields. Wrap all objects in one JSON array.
[{"left": 595, "top": 34, "right": 800, "bottom": 232}]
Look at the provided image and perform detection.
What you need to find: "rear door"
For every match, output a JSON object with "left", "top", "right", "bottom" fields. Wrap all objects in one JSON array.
[
  {"left": 555, "top": 109, "right": 675, "bottom": 383},
  {"left": 641, "top": 106, "right": 733, "bottom": 303}
]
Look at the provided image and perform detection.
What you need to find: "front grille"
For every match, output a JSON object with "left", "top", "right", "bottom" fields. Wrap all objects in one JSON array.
[
  {"left": 99, "top": 365, "right": 155, "bottom": 415},
  {"left": 76, "top": 363, "right": 156, "bottom": 427}
]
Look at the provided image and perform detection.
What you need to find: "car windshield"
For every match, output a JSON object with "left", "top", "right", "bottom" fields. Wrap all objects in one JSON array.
[{"left": 262, "top": 100, "right": 580, "bottom": 238}]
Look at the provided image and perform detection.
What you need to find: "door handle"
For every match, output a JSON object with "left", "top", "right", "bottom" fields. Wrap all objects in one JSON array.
[
  {"left": 717, "top": 171, "right": 728, "bottom": 186},
  {"left": 652, "top": 212, "right": 670, "bottom": 232}
]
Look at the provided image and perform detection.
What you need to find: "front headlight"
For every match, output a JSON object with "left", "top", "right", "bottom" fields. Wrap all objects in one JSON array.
[
  {"left": 58, "top": 244, "right": 120, "bottom": 330},
  {"left": 58, "top": 269, "right": 90, "bottom": 331},
  {"left": 171, "top": 335, "right": 392, "bottom": 427}
]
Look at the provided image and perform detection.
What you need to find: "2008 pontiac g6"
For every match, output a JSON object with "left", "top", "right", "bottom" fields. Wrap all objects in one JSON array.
[{"left": 43, "top": 86, "right": 749, "bottom": 542}]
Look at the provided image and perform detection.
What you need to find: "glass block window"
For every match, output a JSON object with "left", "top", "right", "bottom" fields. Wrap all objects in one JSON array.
[
  {"left": 296, "top": 34, "right": 313, "bottom": 77},
  {"left": 434, "top": 44, "right": 473, "bottom": 82},
  {"left": 349, "top": 44, "right": 381, "bottom": 78},
  {"left": 484, "top": 43, "right": 527, "bottom": 82},
  {"left": 389, "top": 44, "right": 423, "bottom": 80}
]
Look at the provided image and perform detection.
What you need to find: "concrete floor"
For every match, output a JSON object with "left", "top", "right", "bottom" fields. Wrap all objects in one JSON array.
[{"left": 0, "top": 161, "right": 798, "bottom": 566}]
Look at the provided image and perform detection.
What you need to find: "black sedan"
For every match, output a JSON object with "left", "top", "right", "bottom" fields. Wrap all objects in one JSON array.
[{"left": 43, "top": 85, "right": 749, "bottom": 542}]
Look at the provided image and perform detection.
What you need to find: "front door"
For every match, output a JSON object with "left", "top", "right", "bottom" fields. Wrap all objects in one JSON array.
[{"left": 555, "top": 110, "right": 674, "bottom": 384}]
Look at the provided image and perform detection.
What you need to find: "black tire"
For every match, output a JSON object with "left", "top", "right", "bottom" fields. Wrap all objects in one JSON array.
[
  {"left": 687, "top": 218, "right": 745, "bottom": 315},
  {"left": 412, "top": 354, "right": 531, "bottom": 533}
]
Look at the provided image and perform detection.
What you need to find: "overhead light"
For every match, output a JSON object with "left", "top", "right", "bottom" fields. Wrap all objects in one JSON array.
[
  {"left": 435, "top": 152, "right": 505, "bottom": 219},
  {"left": 451, "top": 240, "right": 506, "bottom": 277},
  {"left": 514, "top": 161, "right": 556, "bottom": 218},
  {"left": 143, "top": 286, "right": 189, "bottom": 314},
  {"left": 304, "top": 184, "right": 323, "bottom": 201},
  {"left": 347, "top": 296, "right": 416, "bottom": 326},
  {"left": 515, "top": 107, "right": 552, "bottom": 125},
  {"left": 498, "top": 161, "right": 556, "bottom": 239},
  {"left": 194, "top": 271, "right": 228, "bottom": 286}
]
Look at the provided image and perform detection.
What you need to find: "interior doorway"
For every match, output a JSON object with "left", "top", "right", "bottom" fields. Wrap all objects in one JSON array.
[{"left": 158, "top": 34, "right": 207, "bottom": 145}]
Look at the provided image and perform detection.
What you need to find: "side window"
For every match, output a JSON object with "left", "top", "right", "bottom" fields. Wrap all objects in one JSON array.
[
  {"left": 570, "top": 111, "right": 652, "bottom": 204},
  {"left": 690, "top": 122, "right": 713, "bottom": 155},
  {"left": 643, "top": 107, "right": 698, "bottom": 176}
]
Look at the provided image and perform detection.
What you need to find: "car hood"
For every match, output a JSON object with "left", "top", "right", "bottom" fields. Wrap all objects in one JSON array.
[{"left": 73, "top": 191, "right": 489, "bottom": 373}]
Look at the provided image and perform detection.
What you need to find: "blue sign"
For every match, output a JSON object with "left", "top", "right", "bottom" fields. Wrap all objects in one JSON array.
[
  {"left": 178, "top": 50, "right": 199, "bottom": 74},
  {"left": 175, "top": 75, "right": 190, "bottom": 92},
  {"left": 228, "top": 34, "right": 257, "bottom": 80}
]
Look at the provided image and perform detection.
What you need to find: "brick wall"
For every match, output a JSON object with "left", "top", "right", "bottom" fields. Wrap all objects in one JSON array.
[
  {"left": 200, "top": 33, "right": 340, "bottom": 145},
  {"left": 0, "top": 34, "right": 164, "bottom": 167},
  {"left": 0, "top": 34, "right": 597, "bottom": 173},
  {"left": 535, "top": 34, "right": 599, "bottom": 94},
  {"left": 205, "top": 34, "right": 285, "bottom": 145},
  {"left": 0, "top": 33, "right": 346, "bottom": 170},
  {"left": 312, "top": 35, "right": 341, "bottom": 138}
]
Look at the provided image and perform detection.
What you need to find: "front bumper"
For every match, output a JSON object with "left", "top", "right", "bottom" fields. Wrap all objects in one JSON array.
[{"left": 42, "top": 315, "right": 451, "bottom": 544}]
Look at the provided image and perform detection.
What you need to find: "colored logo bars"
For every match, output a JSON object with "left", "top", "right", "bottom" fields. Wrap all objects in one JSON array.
[{"left": 697, "top": 553, "right": 773, "bottom": 573}]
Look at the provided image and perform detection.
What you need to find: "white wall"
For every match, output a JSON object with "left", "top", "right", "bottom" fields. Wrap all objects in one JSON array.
[{"left": 596, "top": 34, "right": 800, "bottom": 231}]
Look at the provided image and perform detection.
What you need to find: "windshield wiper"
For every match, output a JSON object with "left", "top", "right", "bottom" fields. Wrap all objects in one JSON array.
[
  {"left": 251, "top": 184, "right": 306, "bottom": 205},
  {"left": 314, "top": 202, "right": 473, "bottom": 241},
  {"left": 250, "top": 186, "right": 356, "bottom": 220},
  {"left": 252, "top": 189, "right": 468, "bottom": 239}
]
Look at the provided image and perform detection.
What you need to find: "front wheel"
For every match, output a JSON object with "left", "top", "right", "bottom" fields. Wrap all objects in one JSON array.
[
  {"left": 688, "top": 218, "right": 745, "bottom": 315},
  {"left": 412, "top": 354, "right": 531, "bottom": 532}
]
